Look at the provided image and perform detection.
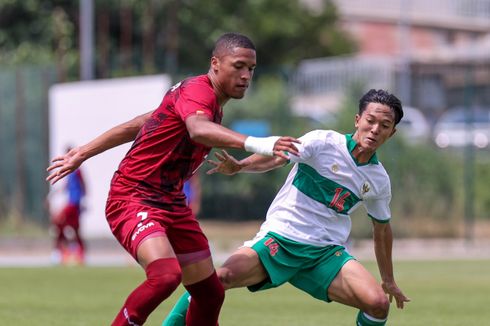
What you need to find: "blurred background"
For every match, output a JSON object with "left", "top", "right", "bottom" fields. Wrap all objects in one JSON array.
[{"left": 1, "top": 0, "right": 490, "bottom": 265}]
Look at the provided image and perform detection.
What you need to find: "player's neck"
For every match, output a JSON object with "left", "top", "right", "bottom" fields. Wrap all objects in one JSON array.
[
  {"left": 207, "top": 71, "right": 230, "bottom": 106},
  {"left": 351, "top": 146, "right": 373, "bottom": 164}
]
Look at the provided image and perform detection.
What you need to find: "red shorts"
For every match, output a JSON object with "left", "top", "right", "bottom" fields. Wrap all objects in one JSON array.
[
  {"left": 55, "top": 204, "right": 81, "bottom": 229},
  {"left": 105, "top": 198, "right": 210, "bottom": 264}
]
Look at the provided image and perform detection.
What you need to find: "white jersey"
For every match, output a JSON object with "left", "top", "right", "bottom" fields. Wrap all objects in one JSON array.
[{"left": 254, "top": 130, "right": 392, "bottom": 247}]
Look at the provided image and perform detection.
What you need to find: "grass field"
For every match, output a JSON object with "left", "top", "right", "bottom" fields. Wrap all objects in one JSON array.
[{"left": 1, "top": 260, "right": 490, "bottom": 325}]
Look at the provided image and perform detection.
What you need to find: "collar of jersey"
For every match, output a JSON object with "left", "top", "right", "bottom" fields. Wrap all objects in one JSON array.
[{"left": 345, "top": 133, "right": 379, "bottom": 166}]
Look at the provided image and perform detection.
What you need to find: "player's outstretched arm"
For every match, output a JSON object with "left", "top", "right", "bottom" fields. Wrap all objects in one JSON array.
[
  {"left": 46, "top": 111, "right": 152, "bottom": 185},
  {"left": 185, "top": 114, "right": 299, "bottom": 159},
  {"left": 372, "top": 221, "right": 411, "bottom": 309},
  {"left": 206, "top": 150, "right": 287, "bottom": 175}
]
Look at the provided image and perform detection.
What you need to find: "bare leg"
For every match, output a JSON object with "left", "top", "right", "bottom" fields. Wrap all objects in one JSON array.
[
  {"left": 218, "top": 246, "right": 268, "bottom": 289},
  {"left": 328, "top": 260, "right": 390, "bottom": 319}
]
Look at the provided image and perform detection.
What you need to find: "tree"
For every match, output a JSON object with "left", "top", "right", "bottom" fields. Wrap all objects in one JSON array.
[
  {"left": 175, "top": 0, "right": 354, "bottom": 72},
  {"left": 0, "top": 0, "right": 78, "bottom": 80},
  {"left": 0, "top": 0, "right": 354, "bottom": 78}
]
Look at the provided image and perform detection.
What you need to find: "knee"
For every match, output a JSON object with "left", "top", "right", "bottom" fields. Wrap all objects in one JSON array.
[
  {"left": 197, "top": 278, "right": 225, "bottom": 304},
  {"left": 217, "top": 267, "right": 235, "bottom": 290},
  {"left": 146, "top": 259, "right": 182, "bottom": 294},
  {"left": 148, "top": 270, "right": 182, "bottom": 292},
  {"left": 189, "top": 273, "right": 225, "bottom": 306},
  {"left": 365, "top": 294, "right": 390, "bottom": 319}
]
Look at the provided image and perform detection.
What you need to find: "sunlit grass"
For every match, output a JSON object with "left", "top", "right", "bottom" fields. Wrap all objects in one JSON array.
[{"left": 1, "top": 260, "right": 490, "bottom": 325}]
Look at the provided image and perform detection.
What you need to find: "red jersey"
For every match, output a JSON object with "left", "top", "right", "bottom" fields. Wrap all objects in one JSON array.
[{"left": 109, "top": 75, "right": 222, "bottom": 210}]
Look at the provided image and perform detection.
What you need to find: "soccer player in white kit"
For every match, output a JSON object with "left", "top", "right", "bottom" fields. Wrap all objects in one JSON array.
[{"left": 163, "top": 89, "right": 410, "bottom": 326}]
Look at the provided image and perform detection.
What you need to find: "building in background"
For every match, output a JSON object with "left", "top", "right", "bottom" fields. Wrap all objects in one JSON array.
[{"left": 293, "top": 0, "right": 490, "bottom": 125}]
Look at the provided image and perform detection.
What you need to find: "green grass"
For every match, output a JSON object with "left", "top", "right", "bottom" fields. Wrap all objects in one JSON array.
[{"left": 1, "top": 260, "right": 490, "bottom": 325}]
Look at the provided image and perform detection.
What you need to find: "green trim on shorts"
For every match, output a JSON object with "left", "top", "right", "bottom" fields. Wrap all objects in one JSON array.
[{"left": 248, "top": 231, "right": 354, "bottom": 302}]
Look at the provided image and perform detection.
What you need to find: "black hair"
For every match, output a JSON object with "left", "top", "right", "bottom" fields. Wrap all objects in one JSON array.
[
  {"left": 212, "top": 32, "right": 256, "bottom": 57},
  {"left": 358, "top": 89, "right": 404, "bottom": 125}
]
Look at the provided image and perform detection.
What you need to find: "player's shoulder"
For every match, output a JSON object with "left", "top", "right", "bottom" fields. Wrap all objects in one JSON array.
[
  {"left": 182, "top": 75, "right": 212, "bottom": 90},
  {"left": 178, "top": 75, "right": 215, "bottom": 99},
  {"left": 183, "top": 74, "right": 211, "bottom": 86},
  {"left": 300, "top": 129, "right": 344, "bottom": 145}
]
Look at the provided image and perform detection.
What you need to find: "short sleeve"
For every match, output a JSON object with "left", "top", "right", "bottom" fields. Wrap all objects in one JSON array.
[
  {"left": 364, "top": 180, "right": 392, "bottom": 223},
  {"left": 174, "top": 80, "right": 217, "bottom": 121},
  {"left": 288, "top": 130, "right": 328, "bottom": 163}
]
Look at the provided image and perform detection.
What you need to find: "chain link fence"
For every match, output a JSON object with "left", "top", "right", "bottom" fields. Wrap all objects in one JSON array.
[{"left": 0, "top": 65, "right": 57, "bottom": 226}]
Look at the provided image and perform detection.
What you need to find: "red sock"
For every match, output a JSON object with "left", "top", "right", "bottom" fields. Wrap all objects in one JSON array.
[
  {"left": 112, "top": 258, "right": 181, "bottom": 326},
  {"left": 185, "top": 272, "right": 224, "bottom": 326}
]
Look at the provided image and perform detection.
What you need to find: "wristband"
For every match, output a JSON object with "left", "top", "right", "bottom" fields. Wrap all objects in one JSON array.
[{"left": 244, "top": 136, "right": 280, "bottom": 156}]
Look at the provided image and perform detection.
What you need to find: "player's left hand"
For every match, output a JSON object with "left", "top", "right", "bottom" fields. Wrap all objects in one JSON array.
[
  {"left": 382, "top": 281, "right": 410, "bottom": 309},
  {"left": 206, "top": 150, "right": 242, "bottom": 175},
  {"left": 46, "top": 147, "right": 84, "bottom": 185},
  {"left": 272, "top": 136, "right": 300, "bottom": 159}
]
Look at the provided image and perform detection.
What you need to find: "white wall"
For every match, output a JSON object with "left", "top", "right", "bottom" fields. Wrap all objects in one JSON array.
[{"left": 49, "top": 75, "right": 172, "bottom": 238}]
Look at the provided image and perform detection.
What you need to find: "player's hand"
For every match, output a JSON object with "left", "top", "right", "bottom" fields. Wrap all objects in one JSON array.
[
  {"left": 46, "top": 147, "right": 85, "bottom": 185},
  {"left": 272, "top": 136, "right": 300, "bottom": 159},
  {"left": 382, "top": 281, "right": 410, "bottom": 309},
  {"left": 206, "top": 150, "right": 242, "bottom": 175}
]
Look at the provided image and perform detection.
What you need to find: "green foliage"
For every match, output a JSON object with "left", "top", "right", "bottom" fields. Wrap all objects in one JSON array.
[
  {"left": 0, "top": 1, "right": 77, "bottom": 66},
  {"left": 0, "top": 66, "right": 56, "bottom": 225},
  {"left": 475, "top": 159, "right": 490, "bottom": 218},
  {"left": 176, "top": 0, "right": 354, "bottom": 71},
  {"left": 0, "top": 0, "right": 354, "bottom": 77},
  {"left": 223, "top": 76, "right": 296, "bottom": 134},
  {"left": 333, "top": 82, "right": 366, "bottom": 134},
  {"left": 380, "top": 139, "right": 459, "bottom": 220}
]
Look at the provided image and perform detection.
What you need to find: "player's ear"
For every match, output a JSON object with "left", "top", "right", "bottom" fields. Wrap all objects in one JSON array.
[
  {"left": 354, "top": 114, "right": 361, "bottom": 128},
  {"left": 211, "top": 56, "right": 220, "bottom": 72},
  {"left": 389, "top": 127, "right": 397, "bottom": 137}
]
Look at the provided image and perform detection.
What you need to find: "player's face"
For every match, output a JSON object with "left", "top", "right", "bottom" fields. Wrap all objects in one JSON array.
[
  {"left": 354, "top": 102, "right": 396, "bottom": 152},
  {"left": 211, "top": 47, "right": 256, "bottom": 99}
]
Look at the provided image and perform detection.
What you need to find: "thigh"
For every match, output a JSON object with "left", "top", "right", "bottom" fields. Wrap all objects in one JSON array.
[
  {"left": 165, "top": 212, "right": 216, "bottom": 285},
  {"left": 64, "top": 204, "right": 80, "bottom": 229},
  {"left": 106, "top": 200, "right": 168, "bottom": 258},
  {"left": 290, "top": 247, "right": 353, "bottom": 302},
  {"left": 137, "top": 236, "right": 177, "bottom": 269},
  {"left": 218, "top": 247, "right": 268, "bottom": 289},
  {"left": 245, "top": 232, "right": 309, "bottom": 293},
  {"left": 166, "top": 212, "right": 210, "bottom": 257},
  {"left": 328, "top": 259, "right": 385, "bottom": 311}
]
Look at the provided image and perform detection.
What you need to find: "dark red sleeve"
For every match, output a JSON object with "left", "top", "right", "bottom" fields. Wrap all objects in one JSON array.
[{"left": 174, "top": 81, "right": 216, "bottom": 121}]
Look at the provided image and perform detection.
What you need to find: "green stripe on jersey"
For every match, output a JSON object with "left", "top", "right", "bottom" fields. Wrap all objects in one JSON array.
[{"left": 293, "top": 163, "right": 361, "bottom": 214}]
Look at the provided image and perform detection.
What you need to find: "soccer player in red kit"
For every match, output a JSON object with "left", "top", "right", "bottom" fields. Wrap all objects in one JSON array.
[{"left": 47, "top": 33, "right": 299, "bottom": 326}]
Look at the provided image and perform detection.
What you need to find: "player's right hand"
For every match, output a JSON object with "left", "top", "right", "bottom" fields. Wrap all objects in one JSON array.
[{"left": 46, "top": 147, "right": 84, "bottom": 185}]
